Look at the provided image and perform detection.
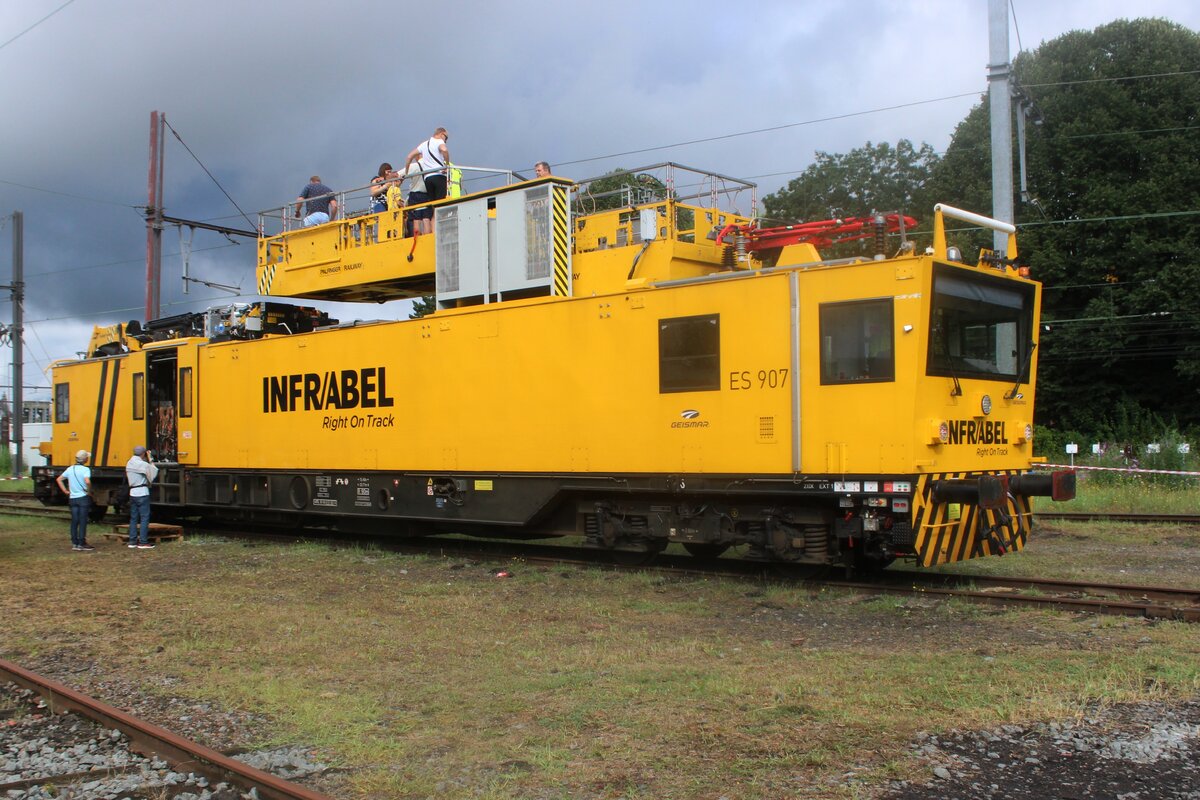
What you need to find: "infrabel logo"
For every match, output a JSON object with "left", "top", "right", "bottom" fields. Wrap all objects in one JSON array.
[
  {"left": 262, "top": 367, "right": 395, "bottom": 413},
  {"left": 672, "top": 409, "right": 708, "bottom": 429}
]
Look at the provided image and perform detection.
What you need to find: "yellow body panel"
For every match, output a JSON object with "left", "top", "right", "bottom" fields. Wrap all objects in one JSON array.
[
  {"left": 52, "top": 256, "right": 1041, "bottom": 481},
  {"left": 49, "top": 351, "right": 144, "bottom": 469},
  {"left": 184, "top": 253, "right": 1039, "bottom": 481},
  {"left": 200, "top": 276, "right": 790, "bottom": 473}
]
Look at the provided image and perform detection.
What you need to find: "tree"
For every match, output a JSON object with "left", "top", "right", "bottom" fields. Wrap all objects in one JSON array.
[
  {"left": 763, "top": 140, "right": 940, "bottom": 224},
  {"left": 761, "top": 140, "right": 941, "bottom": 260},
  {"left": 928, "top": 18, "right": 1200, "bottom": 433},
  {"left": 408, "top": 295, "right": 436, "bottom": 319}
]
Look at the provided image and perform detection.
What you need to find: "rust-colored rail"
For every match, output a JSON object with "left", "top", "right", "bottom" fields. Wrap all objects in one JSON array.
[
  {"left": 0, "top": 658, "right": 333, "bottom": 800},
  {"left": 1037, "top": 511, "right": 1200, "bottom": 525},
  {"left": 372, "top": 538, "right": 1200, "bottom": 622},
  {"left": 7, "top": 502, "right": 1198, "bottom": 622},
  {"left": 843, "top": 572, "right": 1200, "bottom": 622}
]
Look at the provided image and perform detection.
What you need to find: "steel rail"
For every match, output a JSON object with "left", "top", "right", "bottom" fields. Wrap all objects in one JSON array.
[
  {"left": 357, "top": 538, "right": 1200, "bottom": 622},
  {"left": 834, "top": 576, "right": 1200, "bottom": 622},
  {"left": 885, "top": 569, "right": 1200, "bottom": 606},
  {"left": 4, "top": 504, "right": 1197, "bottom": 621},
  {"left": 1037, "top": 511, "right": 1200, "bottom": 525},
  {"left": 0, "top": 658, "right": 333, "bottom": 800}
]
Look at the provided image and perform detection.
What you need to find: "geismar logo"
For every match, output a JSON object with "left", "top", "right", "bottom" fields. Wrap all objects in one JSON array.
[{"left": 672, "top": 409, "right": 709, "bottom": 429}]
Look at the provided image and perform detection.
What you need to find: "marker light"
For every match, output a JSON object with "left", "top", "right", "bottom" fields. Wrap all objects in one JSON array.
[
  {"left": 981, "top": 395, "right": 992, "bottom": 416},
  {"left": 1013, "top": 421, "right": 1034, "bottom": 444},
  {"left": 929, "top": 420, "right": 949, "bottom": 445}
]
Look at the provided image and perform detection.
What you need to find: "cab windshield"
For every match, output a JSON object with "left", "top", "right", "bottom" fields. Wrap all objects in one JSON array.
[{"left": 927, "top": 264, "right": 1035, "bottom": 382}]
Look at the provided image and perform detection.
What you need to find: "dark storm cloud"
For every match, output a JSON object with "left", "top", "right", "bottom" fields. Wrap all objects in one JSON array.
[{"left": 1, "top": 0, "right": 1197, "bottom": 394}]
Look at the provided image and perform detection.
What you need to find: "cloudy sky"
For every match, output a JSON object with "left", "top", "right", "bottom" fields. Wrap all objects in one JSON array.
[{"left": 1, "top": 0, "right": 1197, "bottom": 401}]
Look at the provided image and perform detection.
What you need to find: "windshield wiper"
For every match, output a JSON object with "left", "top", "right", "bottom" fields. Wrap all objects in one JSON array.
[
  {"left": 939, "top": 333, "right": 963, "bottom": 397},
  {"left": 1004, "top": 341, "right": 1037, "bottom": 400}
]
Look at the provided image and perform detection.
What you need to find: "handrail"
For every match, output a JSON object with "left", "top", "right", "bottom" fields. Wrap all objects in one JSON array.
[
  {"left": 572, "top": 161, "right": 757, "bottom": 217},
  {"left": 258, "top": 165, "right": 522, "bottom": 237},
  {"left": 931, "top": 203, "right": 1018, "bottom": 261}
]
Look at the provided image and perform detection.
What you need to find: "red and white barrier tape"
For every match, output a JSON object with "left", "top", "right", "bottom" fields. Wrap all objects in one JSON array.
[{"left": 1042, "top": 463, "right": 1200, "bottom": 478}]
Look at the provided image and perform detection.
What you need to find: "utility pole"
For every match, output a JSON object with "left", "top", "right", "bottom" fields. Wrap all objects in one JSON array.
[
  {"left": 146, "top": 111, "right": 165, "bottom": 321},
  {"left": 987, "top": 0, "right": 1014, "bottom": 254},
  {"left": 4, "top": 212, "right": 24, "bottom": 479}
]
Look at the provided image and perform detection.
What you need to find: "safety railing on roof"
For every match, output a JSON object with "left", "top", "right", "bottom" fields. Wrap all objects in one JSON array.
[
  {"left": 257, "top": 166, "right": 525, "bottom": 237},
  {"left": 572, "top": 162, "right": 757, "bottom": 219}
]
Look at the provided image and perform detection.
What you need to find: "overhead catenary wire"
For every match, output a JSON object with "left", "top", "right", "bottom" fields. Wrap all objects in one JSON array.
[
  {"left": 551, "top": 68, "right": 1199, "bottom": 172},
  {"left": 161, "top": 119, "right": 257, "bottom": 232},
  {"left": 551, "top": 91, "right": 983, "bottom": 170},
  {"left": 27, "top": 243, "right": 238, "bottom": 278},
  {"left": 4, "top": 69, "right": 1191, "bottom": 221},
  {"left": 0, "top": 178, "right": 138, "bottom": 208},
  {"left": 23, "top": 324, "right": 57, "bottom": 377},
  {"left": 1023, "top": 68, "right": 1200, "bottom": 90},
  {"left": 1008, "top": 0, "right": 1025, "bottom": 54},
  {"left": 2, "top": 64, "right": 1194, "bottom": 333},
  {"left": 26, "top": 291, "right": 255, "bottom": 326},
  {"left": 0, "top": 0, "right": 79, "bottom": 53}
]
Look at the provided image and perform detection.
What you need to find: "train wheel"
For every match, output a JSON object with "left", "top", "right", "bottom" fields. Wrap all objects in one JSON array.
[
  {"left": 87, "top": 503, "right": 108, "bottom": 523},
  {"left": 683, "top": 542, "right": 730, "bottom": 560}
]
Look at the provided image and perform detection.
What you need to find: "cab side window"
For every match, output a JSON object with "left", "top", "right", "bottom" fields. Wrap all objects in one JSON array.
[
  {"left": 132, "top": 373, "right": 145, "bottom": 420},
  {"left": 659, "top": 314, "right": 720, "bottom": 393},
  {"left": 819, "top": 299, "right": 894, "bottom": 384},
  {"left": 54, "top": 383, "right": 69, "bottom": 422},
  {"left": 179, "top": 367, "right": 193, "bottom": 418}
]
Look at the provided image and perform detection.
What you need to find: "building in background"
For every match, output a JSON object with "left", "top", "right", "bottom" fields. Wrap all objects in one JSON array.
[{"left": 0, "top": 397, "right": 52, "bottom": 472}]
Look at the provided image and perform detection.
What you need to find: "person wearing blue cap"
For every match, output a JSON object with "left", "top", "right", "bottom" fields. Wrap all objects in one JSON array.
[
  {"left": 55, "top": 450, "right": 93, "bottom": 551},
  {"left": 125, "top": 445, "right": 159, "bottom": 549}
]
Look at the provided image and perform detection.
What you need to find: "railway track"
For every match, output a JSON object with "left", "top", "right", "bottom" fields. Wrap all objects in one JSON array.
[
  {"left": 3, "top": 497, "right": 1198, "bottom": 622},
  {"left": 861, "top": 569, "right": 1200, "bottom": 622},
  {"left": 1036, "top": 511, "right": 1200, "bottom": 525},
  {"left": 0, "top": 658, "right": 332, "bottom": 800},
  {"left": 297, "top": 535, "right": 1200, "bottom": 623}
]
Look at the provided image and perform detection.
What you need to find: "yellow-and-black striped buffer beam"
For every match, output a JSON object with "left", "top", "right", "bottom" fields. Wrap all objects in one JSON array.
[{"left": 911, "top": 470, "right": 1076, "bottom": 567}]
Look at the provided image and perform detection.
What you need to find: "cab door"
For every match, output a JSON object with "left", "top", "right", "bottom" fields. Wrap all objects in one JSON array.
[{"left": 175, "top": 341, "right": 200, "bottom": 465}]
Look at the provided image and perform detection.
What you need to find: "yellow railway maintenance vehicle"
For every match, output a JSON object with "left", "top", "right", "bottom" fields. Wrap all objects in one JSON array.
[{"left": 34, "top": 162, "right": 1074, "bottom": 569}]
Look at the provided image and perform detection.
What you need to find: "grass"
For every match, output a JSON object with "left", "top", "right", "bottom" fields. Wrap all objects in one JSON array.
[
  {"left": 1033, "top": 472, "right": 1199, "bottom": 514},
  {"left": 931, "top": 518, "right": 1200, "bottom": 587},
  {"left": 1, "top": 515, "right": 1199, "bottom": 799}
]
